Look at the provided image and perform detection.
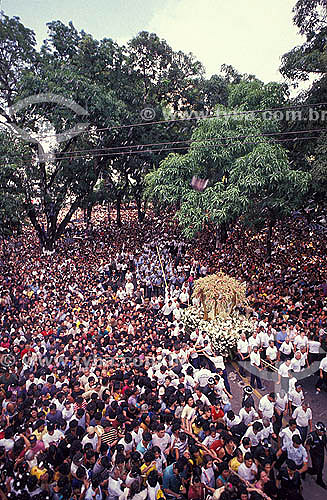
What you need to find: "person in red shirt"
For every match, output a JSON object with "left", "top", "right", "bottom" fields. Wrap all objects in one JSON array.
[{"left": 211, "top": 403, "right": 224, "bottom": 423}]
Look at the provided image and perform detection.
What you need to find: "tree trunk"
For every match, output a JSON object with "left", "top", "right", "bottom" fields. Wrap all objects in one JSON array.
[
  {"left": 116, "top": 197, "right": 122, "bottom": 227},
  {"left": 215, "top": 227, "right": 220, "bottom": 249},
  {"left": 266, "top": 217, "right": 275, "bottom": 262},
  {"left": 136, "top": 196, "right": 145, "bottom": 222},
  {"left": 86, "top": 204, "right": 93, "bottom": 228},
  {"left": 220, "top": 222, "right": 228, "bottom": 244}
]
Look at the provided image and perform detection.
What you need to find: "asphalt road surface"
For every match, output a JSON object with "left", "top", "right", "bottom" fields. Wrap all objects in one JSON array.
[{"left": 227, "top": 363, "right": 327, "bottom": 500}]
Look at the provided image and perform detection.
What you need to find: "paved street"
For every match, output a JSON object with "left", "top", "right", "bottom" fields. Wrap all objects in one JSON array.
[{"left": 227, "top": 363, "right": 327, "bottom": 500}]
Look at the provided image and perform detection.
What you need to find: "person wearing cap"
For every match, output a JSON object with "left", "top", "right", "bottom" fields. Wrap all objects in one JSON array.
[
  {"left": 306, "top": 422, "right": 327, "bottom": 489},
  {"left": 277, "top": 459, "right": 304, "bottom": 500}
]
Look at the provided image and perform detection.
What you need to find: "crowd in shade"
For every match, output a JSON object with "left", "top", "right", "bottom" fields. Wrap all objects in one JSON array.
[{"left": 0, "top": 208, "right": 326, "bottom": 500}]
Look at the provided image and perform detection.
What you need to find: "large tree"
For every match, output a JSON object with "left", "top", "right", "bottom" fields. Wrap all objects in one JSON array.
[
  {"left": 145, "top": 80, "right": 309, "bottom": 256},
  {"left": 0, "top": 16, "right": 206, "bottom": 247}
]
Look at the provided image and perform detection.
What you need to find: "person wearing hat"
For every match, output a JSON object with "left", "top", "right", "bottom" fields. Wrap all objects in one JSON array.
[
  {"left": 82, "top": 426, "right": 100, "bottom": 451},
  {"left": 306, "top": 422, "right": 327, "bottom": 489},
  {"left": 241, "top": 386, "right": 255, "bottom": 409},
  {"left": 277, "top": 459, "right": 304, "bottom": 500}
]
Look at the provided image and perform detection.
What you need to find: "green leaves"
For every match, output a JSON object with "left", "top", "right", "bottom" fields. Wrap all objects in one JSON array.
[{"left": 145, "top": 80, "right": 310, "bottom": 242}]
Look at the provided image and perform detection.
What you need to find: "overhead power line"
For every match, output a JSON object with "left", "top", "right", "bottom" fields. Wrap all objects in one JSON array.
[
  {"left": 49, "top": 128, "right": 326, "bottom": 159},
  {"left": 34, "top": 134, "right": 322, "bottom": 161},
  {"left": 2, "top": 129, "right": 322, "bottom": 162},
  {"left": 4, "top": 101, "right": 327, "bottom": 140}
]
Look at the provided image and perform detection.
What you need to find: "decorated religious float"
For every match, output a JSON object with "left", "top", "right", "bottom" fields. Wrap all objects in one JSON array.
[{"left": 181, "top": 272, "right": 253, "bottom": 357}]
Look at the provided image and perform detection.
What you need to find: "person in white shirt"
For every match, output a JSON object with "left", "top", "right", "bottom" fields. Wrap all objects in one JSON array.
[
  {"left": 249, "top": 346, "right": 265, "bottom": 390},
  {"left": 193, "top": 387, "right": 211, "bottom": 407},
  {"left": 81, "top": 426, "right": 100, "bottom": 451},
  {"left": 248, "top": 332, "right": 261, "bottom": 351},
  {"left": 279, "top": 338, "right": 293, "bottom": 360},
  {"left": 278, "top": 419, "right": 301, "bottom": 450},
  {"left": 125, "top": 279, "right": 134, "bottom": 297},
  {"left": 26, "top": 373, "right": 39, "bottom": 392},
  {"left": 261, "top": 417, "right": 276, "bottom": 440},
  {"left": 118, "top": 433, "right": 134, "bottom": 456},
  {"left": 277, "top": 359, "right": 291, "bottom": 393},
  {"left": 238, "top": 453, "right": 258, "bottom": 483},
  {"left": 266, "top": 340, "right": 277, "bottom": 363},
  {"left": 223, "top": 411, "right": 241, "bottom": 429},
  {"left": 239, "top": 404, "right": 258, "bottom": 427},
  {"left": 288, "top": 383, "right": 304, "bottom": 414},
  {"left": 274, "top": 390, "right": 288, "bottom": 434},
  {"left": 299, "top": 345, "right": 309, "bottom": 369},
  {"left": 292, "top": 401, "right": 312, "bottom": 443},
  {"left": 237, "top": 333, "right": 250, "bottom": 377},
  {"left": 172, "top": 303, "right": 182, "bottom": 322},
  {"left": 258, "top": 392, "right": 276, "bottom": 419},
  {"left": 152, "top": 425, "right": 171, "bottom": 456},
  {"left": 293, "top": 331, "right": 308, "bottom": 353},
  {"left": 290, "top": 351, "right": 303, "bottom": 373},
  {"left": 42, "top": 424, "right": 63, "bottom": 448},
  {"left": 244, "top": 421, "right": 263, "bottom": 447},
  {"left": 181, "top": 397, "right": 196, "bottom": 432},
  {"left": 265, "top": 340, "right": 278, "bottom": 379}
]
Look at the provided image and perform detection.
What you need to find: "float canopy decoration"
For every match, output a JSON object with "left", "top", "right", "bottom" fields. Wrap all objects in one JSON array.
[
  {"left": 193, "top": 272, "right": 248, "bottom": 321},
  {"left": 182, "top": 273, "right": 251, "bottom": 357}
]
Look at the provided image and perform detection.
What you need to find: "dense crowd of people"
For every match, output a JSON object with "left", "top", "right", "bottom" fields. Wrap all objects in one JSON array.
[{"left": 0, "top": 207, "right": 326, "bottom": 500}]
